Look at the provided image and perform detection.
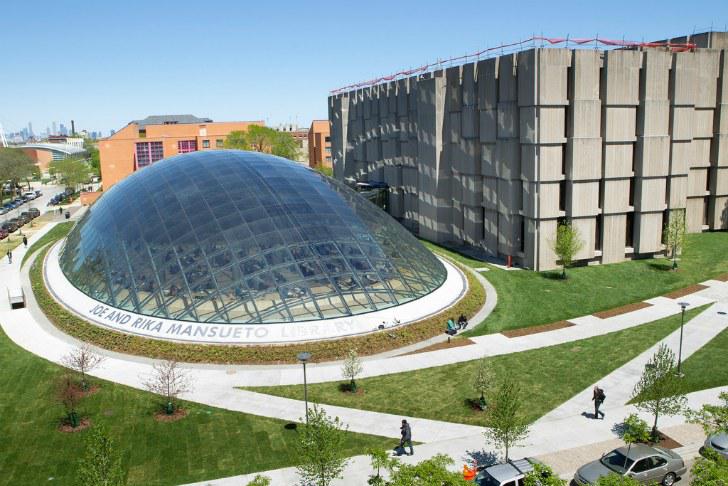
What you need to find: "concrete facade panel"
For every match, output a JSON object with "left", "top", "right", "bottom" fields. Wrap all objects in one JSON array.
[
  {"left": 568, "top": 138, "right": 602, "bottom": 180},
  {"left": 634, "top": 177, "right": 667, "bottom": 212},
  {"left": 603, "top": 107, "right": 637, "bottom": 143},
  {"left": 635, "top": 136, "right": 670, "bottom": 177},
  {"left": 602, "top": 214, "right": 627, "bottom": 264},
  {"left": 603, "top": 144, "right": 634, "bottom": 179}
]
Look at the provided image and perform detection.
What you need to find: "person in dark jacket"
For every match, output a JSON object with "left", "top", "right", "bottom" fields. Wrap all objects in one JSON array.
[
  {"left": 592, "top": 385, "right": 606, "bottom": 419},
  {"left": 6, "top": 250, "right": 12, "bottom": 264},
  {"left": 22, "top": 236, "right": 27, "bottom": 248},
  {"left": 457, "top": 313, "right": 468, "bottom": 329},
  {"left": 400, "top": 419, "right": 413, "bottom": 455}
]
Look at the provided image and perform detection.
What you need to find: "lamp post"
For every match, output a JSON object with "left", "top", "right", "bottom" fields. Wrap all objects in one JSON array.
[
  {"left": 677, "top": 302, "right": 689, "bottom": 376},
  {"left": 297, "top": 351, "right": 312, "bottom": 424}
]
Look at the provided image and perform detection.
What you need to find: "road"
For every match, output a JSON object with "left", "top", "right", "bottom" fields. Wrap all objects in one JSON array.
[{"left": 1, "top": 182, "right": 66, "bottom": 223}]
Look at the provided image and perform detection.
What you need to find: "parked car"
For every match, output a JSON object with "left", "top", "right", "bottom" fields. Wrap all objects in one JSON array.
[
  {"left": 34, "top": 189, "right": 42, "bottom": 196},
  {"left": 573, "top": 445, "right": 686, "bottom": 485},
  {"left": 28, "top": 208, "right": 40, "bottom": 218},
  {"left": 19, "top": 212, "right": 33, "bottom": 224},
  {"left": 23, "top": 191, "right": 36, "bottom": 200},
  {"left": 9, "top": 217, "right": 24, "bottom": 227},
  {"left": 0, "top": 208, "right": 8, "bottom": 215},
  {"left": 476, "top": 458, "right": 542, "bottom": 486},
  {"left": 1, "top": 221, "right": 18, "bottom": 233},
  {"left": 0, "top": 228, "right": 8, "bottom": 240},
  {"left": 703, "top": 432, "right": 728, "bottom": 459}
]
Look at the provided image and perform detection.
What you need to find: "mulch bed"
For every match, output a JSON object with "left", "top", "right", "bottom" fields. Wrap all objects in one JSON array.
[
  {"left": 650, "top": 432, "right": 683, "bottom": 450},
  {"left": 663, "top": 284, "right": 708, "bottom": 299},
  {"left": 501, "top": 320, "right": 574, "bottom": 338},
  {"left": 404, "top": 338, "right": 475, "bottom": 355},
  {"left": 593, "top": 302, "right": 653, "bottom": 319},
  {"left": 714, "top": 273, "right": 728, "bottom": 282},
  {"left": 58, "top": 417, "right": 91, "bottom": 433},
  {"left": 154, "top": 408, "right": 189, "bottom": 422}
]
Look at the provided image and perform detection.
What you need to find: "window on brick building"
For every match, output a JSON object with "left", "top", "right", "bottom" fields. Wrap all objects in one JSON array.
[
  {"left": 202, "top": 140, "right": 210, "bottom": 148},
  {"left": 177, "top": 140, "right": 197, "bottom": 153},
  {"left": 216, "top": 139, "right": 224, "bottom": 148},
  {"left": 135, "top": 141, "right": 163, "bottom": 168}
]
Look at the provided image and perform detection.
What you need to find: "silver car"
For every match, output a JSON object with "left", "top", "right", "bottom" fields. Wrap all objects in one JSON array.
[
  {"left": 573, "top": 444, "right": 686, "bottom": 486},
  {"left": 476, "top": 458, "right": 540, "bottom": 486},
  {"left": 703, "top": 432, "right": 728, "bottom": 459}
]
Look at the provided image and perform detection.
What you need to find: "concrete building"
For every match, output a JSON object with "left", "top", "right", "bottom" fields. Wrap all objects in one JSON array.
[
  {"left": 329, "top": 34, "right": 728, "bottom": 270},
  {"left": 309, "top": 120, "right": 332, "bottom": 169},
  {"left": 99, "top": 115, "right": 264, "bottom": 188}
]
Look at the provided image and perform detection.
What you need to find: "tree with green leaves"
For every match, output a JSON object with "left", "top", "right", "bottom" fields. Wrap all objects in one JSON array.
[
  {"left": 385, "top": 454, "right": 470, "bottom": 486},
  {"left": 551, "top": 221, "right": 584, "bottom": 279},
  {"left": 523, "top": 463, "right": 566, "bottom": 486},
  {"left": 593, "top": 473, "right": 640, "bottom": 486},
  {"left": 84, "top": 138, "right": 101, "bottom": 176},
  {"left": 296, "top": 405, "right": 350, "bottom": 486},
  {"left": 49, "top": 156, "right": 93, "bottom": 192},
  {"left": 473, "top": 357, "right": 494, "bottom": 411},
  {"left": 0, "top": 147, "right": 35, "bottom": 203},
  {"left": 663, "top": 209, "right": 686, "bottom": 271},
  {"left": 367, "top": 448, "right": 393, "bottom": 486},
  {"left": 483, "top": 375, "right": 530, "bottom": 462},
  {"left": 688, "top": 391, "right": 728, "bottom": 436},
  {"left": 341, "top": 348, "right": 363, "bottom": 392},
  {"left": 630, "top": 344, "right": 687, "bottom": 440},
  {"left": 224, "top": 125, "right": 300, "bottom": 160},
  {"left": 616, "top": 414, "right": 651, "bottom": 469},
  {"left": 690, "top": 449, "right": 728, "bottom": 485},
  {"left": 76, "top": 425, "right": 124, "bottom": 486},
  {"left": 245, "top": 474, "right": 271, "bottom": 486}
]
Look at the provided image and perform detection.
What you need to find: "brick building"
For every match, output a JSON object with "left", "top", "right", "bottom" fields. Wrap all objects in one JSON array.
[{"left": 308, "top": 120, "right": 332, "bottom": 169}]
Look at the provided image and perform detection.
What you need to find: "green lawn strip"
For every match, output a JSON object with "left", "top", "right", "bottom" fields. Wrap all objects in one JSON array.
[
  {"left": 244, "top": 306, "right": 707, "bottom": 426},
  {"left": 0, "top": 327, "right": 390, "bottom": 486},
  {"left": 674, "top": 326, "right": 728, "bottom": 395},
  {"left": 423, "top": 231, "right": 728, "bottom": 335},
  {"left": 30, "top": 239, "right": 485, "bottom": 364},
  {"left": 21, "top": 221, "right": 74, "bottom": 267}
]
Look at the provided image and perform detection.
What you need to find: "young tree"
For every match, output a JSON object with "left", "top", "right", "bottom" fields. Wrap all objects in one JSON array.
[
  {"left": 245, "top": 475, "right": 271, "bottom": 486},
  {"left": 551, "top": 221, "right": 584, "bottom": 279},
  {"left": 687, "top": 391, "right": 728, "bottom": 435},
  {"left": 663, "top": 209, "right": 686, "bottom": 271},
  {"left": 62, "top": 344, "right": 105, "bottom": 391},
  {"left": 523, "top": 463, "right": 566, "bottom": 486},
  {"left": 56, "top": 374, "right": 83, "bottom": 428},
  {"left": 225, "top": 126, "right": 300, "bottom": 160},
  {"left": 142, "top": 360, "right": 192, "bottom": 414},
  {"left": 473, "top": 357, "right": 494, "bottom": 411},
  {"left": 594, "top": 474, "right": 641, "bottom": 486},
  {"left": 616, "top": 414, "right": 651, "bottom": 468},
  {"left": 483, "top": 376, "right": 530, "bottom": 461},
  {"left": 367, "top": 448, "right": 393, "bottom": 486},
  {"left": 630, "top": 344, "right": 687, "bottom": 440},
  {"left": 296, "top": 405, "right": 350, "bottom": 486},
  {"left": 0, "top": 148, "right": 35, "bottom": 203},
  {"left": 76, "top": 425, "right": 124, "bottom": 486},
  {"left": 690, "top": 449, "right": 728, "bottom": 485},
  {"left": 385, "top": 454, "right": 470, "bottom": 486},
  {"left": 341, "top": 348, "right": 363, "bottom": 392}
]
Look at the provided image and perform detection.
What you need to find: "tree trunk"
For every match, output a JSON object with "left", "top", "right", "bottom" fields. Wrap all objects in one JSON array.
[
  {"left": 505, "top": 441, "right": 509, "bottom": 462},
  {"left": 652, "top": 409, "right": 660, "bottom": 440}
]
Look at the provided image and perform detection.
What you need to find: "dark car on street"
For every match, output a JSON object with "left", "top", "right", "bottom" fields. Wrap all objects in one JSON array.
[
  {"left": 28, "top": 208, "right": 40, "bottom": 218},
  {"left": 0, "top": 228, "right": 8, "bottom": 240},
  {"left": 573, "top": 444, "right": 686, "bottom": 485},
  {"left": 1, "top": 221, "right": 18, "bottom": 233}
]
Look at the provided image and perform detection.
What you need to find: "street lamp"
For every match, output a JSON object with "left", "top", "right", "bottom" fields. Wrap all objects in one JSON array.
[
  {"left": 677, "top": 301, "right": 690, "bottom": 376},
  {"left": 297, "top": 351, "right": 312, "bottom": 424}
]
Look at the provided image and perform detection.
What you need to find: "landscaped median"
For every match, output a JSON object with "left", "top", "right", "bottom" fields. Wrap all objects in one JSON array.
[
  {"left": 28, "top": 236, "right": 485, "bottom": 364},
  {"left": 425, "top": 231, "right": 728, "bottom": 336},
  {"left": 0, "top": 326, "right": 391, "bottom": 486},
  {"left": 243, "top": 305, "right": 708, "bottom": 426}
]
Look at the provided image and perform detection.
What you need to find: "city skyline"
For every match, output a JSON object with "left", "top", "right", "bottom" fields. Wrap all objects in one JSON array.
[{"left": 1, "top": 0, "right": 726, "bottom": 134}]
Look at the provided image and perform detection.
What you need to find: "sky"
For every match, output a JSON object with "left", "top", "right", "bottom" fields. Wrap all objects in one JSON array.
[{"left": 1, "top": 0, "right": 726, "bottom": 136}]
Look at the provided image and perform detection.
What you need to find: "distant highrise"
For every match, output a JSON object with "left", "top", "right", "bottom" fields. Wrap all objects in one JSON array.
[
  {"left": 60, "top": 123, "right": 68, "bottom": 136},
  {"left": 27, "top": 122, "right": 33, "bottom": 137},
  {"left": 52, "top": 121, "right": 58, "bottom": 135}
]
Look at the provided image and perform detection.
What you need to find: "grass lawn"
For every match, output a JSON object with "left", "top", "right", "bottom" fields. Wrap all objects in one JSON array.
[
  {"left": 424, "top": 231, "right": 728, "bottom": 335},
  {"left": 0, "top": 328, "right": 390, "bottom": 486},
  {"left": 246, "top": 306, "right": 707, "bottom": 426},
  {"left": 675, "top": 325, "right": 728, "bottom": 395},
  {"left": 21, "top": 221, "right": 73, "bottom": 266}
]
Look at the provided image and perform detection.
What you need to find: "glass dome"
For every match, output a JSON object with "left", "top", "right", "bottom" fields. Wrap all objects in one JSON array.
[{"left": 60, "top": 150, "right": 446, "bottom": 324}]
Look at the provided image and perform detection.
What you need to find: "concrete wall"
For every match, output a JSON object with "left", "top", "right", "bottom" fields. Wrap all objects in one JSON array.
[{"left": 329, "top": 43, "right": 728, "bottom": 270}]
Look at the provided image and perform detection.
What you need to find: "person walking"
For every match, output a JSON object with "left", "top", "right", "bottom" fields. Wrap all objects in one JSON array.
[
  {"left": 399, "top": 419, "right": 413, "bottom": 456},
  {"left": 6, "top": 250, "right": 12, "bottom": 264},
  {"left": 592, "top": 385, "right": 606, "bottom": 419},
  {"left": 22, "top": 235, "right": 27, "bottom": 248}
]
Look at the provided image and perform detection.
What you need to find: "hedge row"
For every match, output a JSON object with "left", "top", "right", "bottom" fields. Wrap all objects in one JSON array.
[{"left": 30, "top": 244, "right": 485, "bottom": 364}]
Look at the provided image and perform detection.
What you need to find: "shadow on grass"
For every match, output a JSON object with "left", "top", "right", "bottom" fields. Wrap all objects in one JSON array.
[
  {"left": 647, "top": 262, "right": 673, "bottom": 272},
  {"left": 541, "top": 272, "right": 566, "bottom": 281},
  {"left": 463, "top": 398, "right": 487, "bottom": 412},
  {"left": 284, "top": 422, "right": 298, "bottom": 430},
  {"left": 464, "top": 449, "right": 499, "bottom": 467}
]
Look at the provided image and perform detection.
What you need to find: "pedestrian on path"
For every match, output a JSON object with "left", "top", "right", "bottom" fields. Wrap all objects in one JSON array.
[
  {"left": 592, "top": 385, "right": 606, "bottom": 420},
  {"left": 399, "top": 419, "right": 413, "bottom": 456},
  {"left": 22, "top": 236, "right": 27, "bottom": 248},
  {"left": 6, "top": 250, "right": 12, "bottom": 264},
  {"left": 446, "top": 318, "right": 457, "bottom": 335}
]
